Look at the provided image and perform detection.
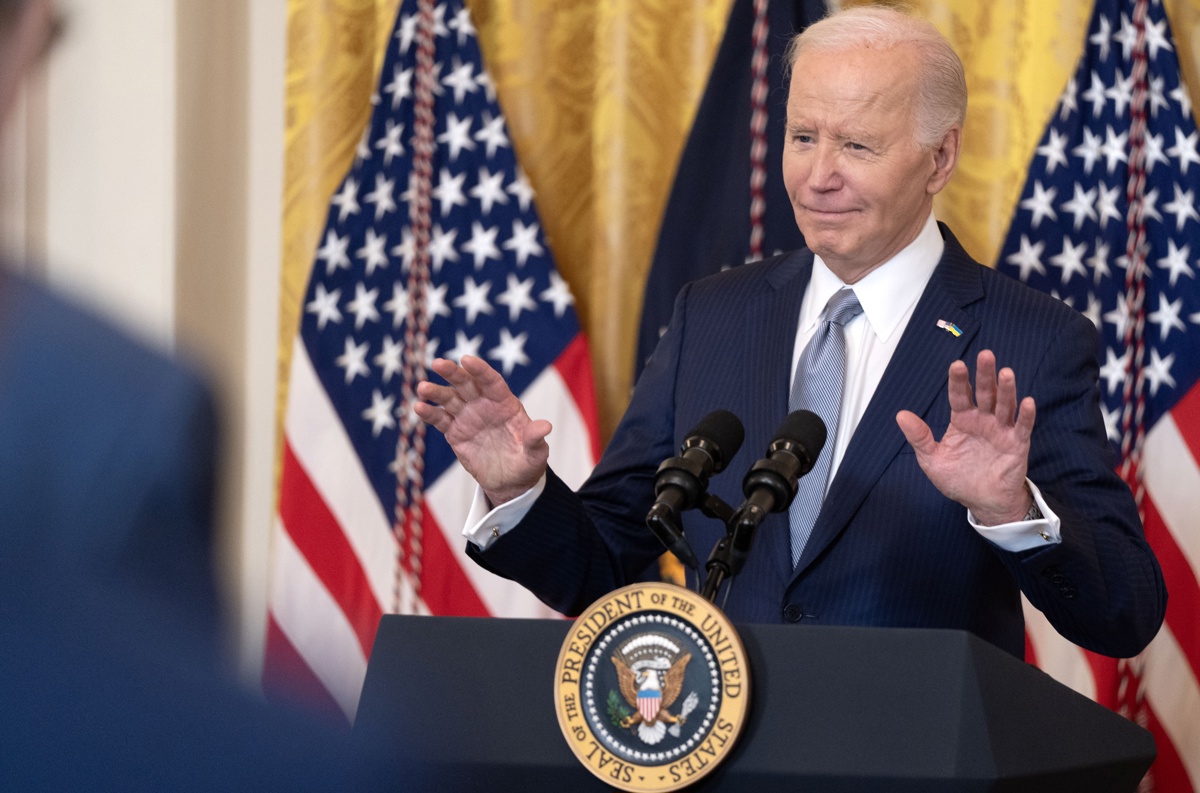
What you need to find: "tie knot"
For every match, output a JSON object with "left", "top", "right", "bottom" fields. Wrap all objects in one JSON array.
[{"left": 824, "top": 289, "right": 862, "bottom": 327}]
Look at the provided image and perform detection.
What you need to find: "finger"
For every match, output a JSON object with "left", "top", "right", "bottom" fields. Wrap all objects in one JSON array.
[
  {"left": 461, "top": 354, "right": 516, "bottom": 402},
  {"left": 428, "top": 357, "right": 462, "bottom": 382},
  {"left": 431, "top": 358, "right": 484, "bottom": 400},
  {"left": 946, "top": 359, "right": 975, "bottom": 413},
  {"left": 974, "top": 350, "right": 998, "bottom": 414},
  {"left": 523, "top": 419, "right": 554, "bottom": 452},
  {"left": 994, "top": 367, "right": 1019, "bottom": 427},
  {"left": 896, "top": 410, "right": 937, "bottom": 457},
  {"left": 1014, "top": 396, "right": 1036, "bottom": 443},
  {"left": 413, "top": 400, "right": 452, "bottom": 433},
  {"left": 416, "top": 379, "right": 465, "bottom": 413}
]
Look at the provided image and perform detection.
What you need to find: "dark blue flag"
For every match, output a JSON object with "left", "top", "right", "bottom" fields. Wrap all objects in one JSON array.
[{"left": 635, "top": 0, "right": 825, "bottom": 377}]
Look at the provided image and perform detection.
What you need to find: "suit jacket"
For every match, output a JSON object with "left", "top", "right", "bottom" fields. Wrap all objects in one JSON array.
[
  {"left": 471, "top": 225, "right": 1166, "bottom": 659},
  {"left": 0, "top": 269, "right": 408, "bottom": 790},
  {"left": 0, "top": 269, "right": 220, "bottom": 645}
]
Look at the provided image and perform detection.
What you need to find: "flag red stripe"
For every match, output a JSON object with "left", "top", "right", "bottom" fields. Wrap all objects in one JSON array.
[
  {"left": 1170, "top": 382, "right": 1200, "bottom": 464},
  {"left": 554, "top": 334, "right": 603, "bottom": 462},
  {"left": 408, "top": 506, "right": 491, "bottom": 616},
  {"left": 1084, "top": 653, "right": 1120, "bottom": 711},
  {"left": 1142, "top": 701, "right": 1196, "bottom": 793},
  {"left": 1142, "top": 495, "right": 1200, "bottom": 681},
  {"left": 263, "top": 612, "right": 349, "bottom": 725},
  {"left": 279, "top": 440, "right": 383, "bottom": 656}
]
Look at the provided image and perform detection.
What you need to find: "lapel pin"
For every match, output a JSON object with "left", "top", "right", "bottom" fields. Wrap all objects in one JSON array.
[{"left": 936, "top": 319, "right": 963, "bottom": 337}]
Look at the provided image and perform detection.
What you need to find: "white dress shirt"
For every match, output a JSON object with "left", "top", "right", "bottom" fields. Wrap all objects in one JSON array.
[{"left": 465, "top": 213, "right": 1059, "bottom": 553}]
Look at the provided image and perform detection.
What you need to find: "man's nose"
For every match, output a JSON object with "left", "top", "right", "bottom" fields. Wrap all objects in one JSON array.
[{"left": 807, "top": 145, "right": 841, "bottom": 190}]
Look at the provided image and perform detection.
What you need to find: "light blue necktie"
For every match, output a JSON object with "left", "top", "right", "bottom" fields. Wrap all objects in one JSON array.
[{"left": 788, "top": 288, "right": 863, "bottom": 567}]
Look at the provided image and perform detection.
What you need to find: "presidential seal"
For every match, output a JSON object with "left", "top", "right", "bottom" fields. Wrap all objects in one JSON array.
[{"left": 554, "top": 583, "right": 750, "bottom": 792}]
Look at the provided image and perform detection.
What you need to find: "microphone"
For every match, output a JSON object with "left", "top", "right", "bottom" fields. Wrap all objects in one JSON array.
[
  {"left": 646, "top": 409, "right": 745, "bottom": 570},
  {"left": 728, "top": 410, "right": 826, "bottom": 572}
]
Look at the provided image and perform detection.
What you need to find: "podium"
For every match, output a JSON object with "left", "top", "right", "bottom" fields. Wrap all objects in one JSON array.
[{"left": 354, "top": 615, "right": 1154, "bottom": 791}]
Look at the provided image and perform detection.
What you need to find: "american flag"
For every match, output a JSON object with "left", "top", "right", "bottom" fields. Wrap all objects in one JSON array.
[
  {"left": 995, "top": 0, "right": 1199, "bottom": 788},
  {"left": 265, "top": 0, "right": 600, "bottom": 722}
]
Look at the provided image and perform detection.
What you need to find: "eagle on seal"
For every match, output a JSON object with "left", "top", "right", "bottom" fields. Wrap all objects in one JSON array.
[{"left": 612, "top": 649, "right": 692, "bottom": 745}]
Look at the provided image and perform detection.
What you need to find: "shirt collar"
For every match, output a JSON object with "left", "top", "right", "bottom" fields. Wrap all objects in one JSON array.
[{"left": 804, "top": 213, "right": 944, "bottom": 343}]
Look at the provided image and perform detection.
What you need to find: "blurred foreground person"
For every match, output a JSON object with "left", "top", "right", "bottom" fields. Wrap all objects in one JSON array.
[{"left": 0, "top": 1, "right": 399, "bottom": 789}]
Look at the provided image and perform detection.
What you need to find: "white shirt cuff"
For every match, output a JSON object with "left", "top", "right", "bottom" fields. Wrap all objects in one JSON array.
[
  {"left": 462, "top": 474, "right": 547, "bottom": 550},
  {"left": 968, "top": 479, "right": 1061, "bottom": 552}
]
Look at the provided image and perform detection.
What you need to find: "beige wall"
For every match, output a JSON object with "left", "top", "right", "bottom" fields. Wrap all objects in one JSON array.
[
  {"left": 2, "top": 0, "right": 286, "bottom": 685},
  {"left": 42, "top": 1, "right": 178, "bottom": 341}
]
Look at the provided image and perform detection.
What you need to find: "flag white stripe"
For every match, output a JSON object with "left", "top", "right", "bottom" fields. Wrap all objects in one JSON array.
[
  {"left": 270, "top": 518, "right": 368, "bottom": 721},
  {"left": 1022, "top": 598, "right": 1097, "bottom": 700},
  {"left": 285, "top": 338, "right": 399, "bottom": 612},
  {"left": 1142, "top": 623, "right": 1200, "bottom": 789},
  {"left": 1142, "top": 412, "right": 1200, "bottom": 578}
]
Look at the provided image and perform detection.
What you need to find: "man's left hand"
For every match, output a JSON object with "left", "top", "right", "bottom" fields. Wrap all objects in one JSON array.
[{"left": 896, "top": 349, "right": 1035, "bottom": 525}]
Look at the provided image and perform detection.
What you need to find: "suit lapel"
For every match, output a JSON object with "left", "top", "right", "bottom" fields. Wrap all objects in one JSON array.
[
  {"left": 745, "top": 251, "right": 812, "bottom": 586},
  {"left": 790, "top": 227, "right": 985, "bottom": 581}
]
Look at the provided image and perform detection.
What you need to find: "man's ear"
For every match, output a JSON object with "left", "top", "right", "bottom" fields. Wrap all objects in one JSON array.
[{"left": 926, "top": 125, "right": 961, "bottom": 196}]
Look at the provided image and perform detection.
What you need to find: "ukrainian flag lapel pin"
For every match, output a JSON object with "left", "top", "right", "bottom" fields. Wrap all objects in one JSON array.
[{"left": 936, "top": 319, "right": 963, "bottom": 337}]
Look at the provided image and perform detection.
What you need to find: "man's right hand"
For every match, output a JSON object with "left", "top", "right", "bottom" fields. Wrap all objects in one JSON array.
[{"left": 414, "top": 355, "right": 551, "bottom": 506}]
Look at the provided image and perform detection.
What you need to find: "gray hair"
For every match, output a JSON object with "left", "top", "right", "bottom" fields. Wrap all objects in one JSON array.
[{"left": 785, "top": 5, "right": 967, "bottom": 149}]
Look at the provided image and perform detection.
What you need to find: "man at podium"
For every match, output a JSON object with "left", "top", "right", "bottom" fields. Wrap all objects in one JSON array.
[{"left": 416, "top": 5, "right": 1165, "bottom": 662}]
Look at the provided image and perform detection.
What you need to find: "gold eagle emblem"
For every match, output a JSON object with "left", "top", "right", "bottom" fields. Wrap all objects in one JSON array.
[{"left": 612, "top": 651, "right": 691, "bottom": 728}]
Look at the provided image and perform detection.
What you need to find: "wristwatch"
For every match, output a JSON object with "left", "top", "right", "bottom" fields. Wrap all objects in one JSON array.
[{"left": 1023, "top": 494, "right": 1042, "bottom": 522}]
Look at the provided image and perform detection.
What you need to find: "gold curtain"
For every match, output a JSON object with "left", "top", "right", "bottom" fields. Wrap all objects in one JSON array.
[{"left": 279, "top": 0, "right": 1200, "bottom": 454}]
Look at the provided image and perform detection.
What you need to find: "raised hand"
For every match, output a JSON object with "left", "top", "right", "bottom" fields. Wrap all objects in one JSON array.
[
  {"left": 895, "top": 350, "right": 1036, "bottom": 525},
  {"left": 414, "top": 355, "right": 551, "bottom": 506}
]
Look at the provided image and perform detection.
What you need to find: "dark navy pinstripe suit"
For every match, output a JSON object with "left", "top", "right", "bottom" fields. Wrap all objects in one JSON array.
[{"left": 470, "top": 225, "right": 1166, "bottom": 659}]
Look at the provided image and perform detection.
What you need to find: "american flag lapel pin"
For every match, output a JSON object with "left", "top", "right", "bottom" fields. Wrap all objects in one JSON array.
[{"left": 936, "top": 319, "right": 963, "bottom": 337}]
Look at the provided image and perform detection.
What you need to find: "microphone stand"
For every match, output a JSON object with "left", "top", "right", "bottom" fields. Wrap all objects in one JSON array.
[
  {"left": 700, "top": 451, "right": 802, "bottom": 602},
  {"left": 698, "top": 496, "right": 740, "bottom": 603}
]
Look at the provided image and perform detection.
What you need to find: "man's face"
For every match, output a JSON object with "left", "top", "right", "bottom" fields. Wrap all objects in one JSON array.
[{"left": 782, "top": 44, "right": 958, "bottom": 283}]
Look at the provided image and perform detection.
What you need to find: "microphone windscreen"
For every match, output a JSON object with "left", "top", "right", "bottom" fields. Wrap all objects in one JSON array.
[
  {"left": 685, "top": 409, "right": 745, "bottom": 472},
  {"left": 775, "top": 410, "right": 827, "bottom": 457}
]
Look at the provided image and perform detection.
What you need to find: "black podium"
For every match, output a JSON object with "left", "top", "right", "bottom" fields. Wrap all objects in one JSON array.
[{"left": 354, "top": 615, "right": 1154, "bottom": 791}]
